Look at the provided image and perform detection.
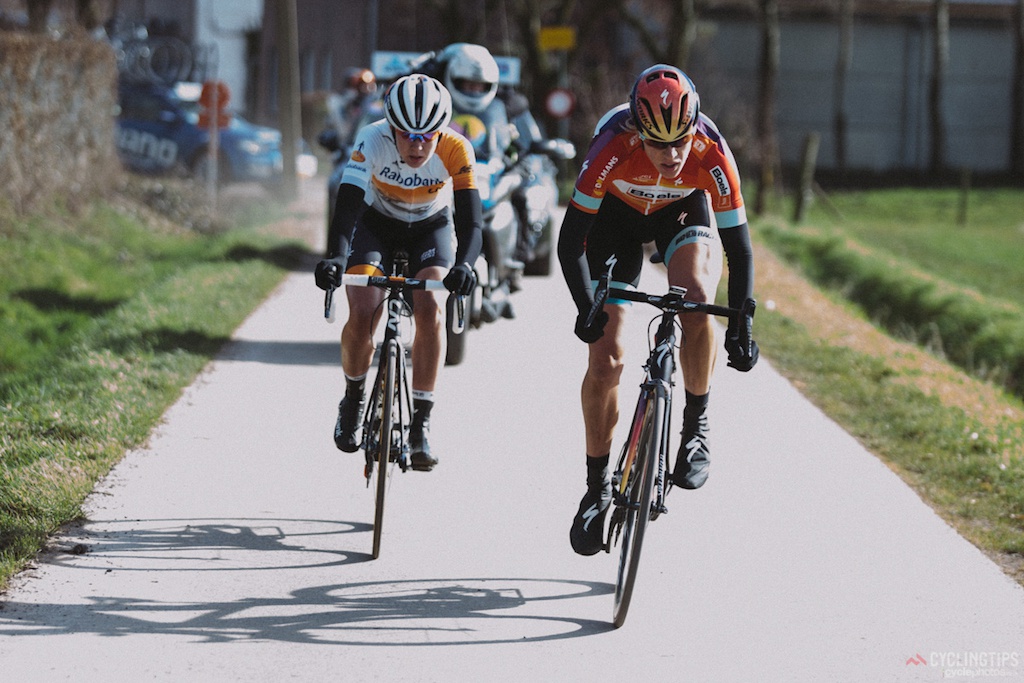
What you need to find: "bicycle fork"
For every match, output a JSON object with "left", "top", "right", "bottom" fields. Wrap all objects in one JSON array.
[{"left": 362, "top": 337, "right": 412, "bottom": 482}]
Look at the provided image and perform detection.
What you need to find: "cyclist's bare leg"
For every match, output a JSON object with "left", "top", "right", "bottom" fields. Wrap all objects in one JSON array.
[
  {"left": 581, "top": 304, "right": 626, "bottom": 458},
  {"left": 409, "top": 265, "right": 446, "bottom": 393},
  {"left": 666, "top": 239, "right": 723, "bottom": 394},
  {"left": 341, "top": 284, "right": 385, "bottom": 378}
]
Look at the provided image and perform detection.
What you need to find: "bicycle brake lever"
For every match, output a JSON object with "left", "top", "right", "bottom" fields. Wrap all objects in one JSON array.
[
  {"left": 585, "top": 272, "right": 610, "bottom": 329},
  {"left": 585, "top": 257, "right": 617, "bottom": 329},
  {"left": 452, "top": 294, "right": 466, "bottom": 334},
  {"left": 324, "top": 265, "right": 338, "bottom": 322}
]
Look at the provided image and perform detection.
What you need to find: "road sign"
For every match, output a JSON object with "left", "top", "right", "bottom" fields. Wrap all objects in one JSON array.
[
  {"left": 198, "top": 80, "right": 231, "bottom": 129},
  {"left": 545, "top": 88, "right": 576, "bottom": 119},
  {"left": 538, "top": 26, "right": 576, "bottom": 51}
]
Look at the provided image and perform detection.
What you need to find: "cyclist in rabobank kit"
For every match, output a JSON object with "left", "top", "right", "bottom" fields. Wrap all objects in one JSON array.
[
  {"left": 558, "top": 64, "right": 760, "bottom": 555},
  {"left": 314, "top": 74, "right": 482, "bottom": 472}
]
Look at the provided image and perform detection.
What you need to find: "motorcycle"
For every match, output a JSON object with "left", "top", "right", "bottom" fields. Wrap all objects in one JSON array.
[
  {"left": 515, "top": 138, "right": 576, "bottom": 276},
  {"left": 444, "top": 137, "right": 575, "bottom": 366}
]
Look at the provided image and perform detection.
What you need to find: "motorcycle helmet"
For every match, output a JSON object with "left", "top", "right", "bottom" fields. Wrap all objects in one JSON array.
[
  {"left": 442, "top": 43, "right": 499, "bottom": 114},
  {"left": 382, "top": 74, "right": 453, "bottom": 135},
  {"left": 629, "top": 64, "right": 701, "bottom": 143}
]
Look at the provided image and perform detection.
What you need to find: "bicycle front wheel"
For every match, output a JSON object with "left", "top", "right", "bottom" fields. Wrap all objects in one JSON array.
[
  {"left": 612, "top": 390, "right": 665, "bottom": 628},
  {"left": 371, "top": 340, "right": 400, "bottom": 559}
]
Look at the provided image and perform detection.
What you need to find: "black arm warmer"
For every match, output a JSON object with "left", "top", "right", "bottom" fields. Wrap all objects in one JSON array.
[
  {"left": 326, "top": 182, "right": 369, "bottom": 258},
  {"left": 452, "top": 187, "right": 483, "bottom": 265},
  {"left": 557, "top": 204, "right": 598, "bottom": 313},
  {"left": 719, "top": 222, "right": 755, "bottom": 310}
]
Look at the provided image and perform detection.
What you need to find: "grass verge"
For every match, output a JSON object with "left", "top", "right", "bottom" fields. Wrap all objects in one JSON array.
[{"left": 0, "top": 179, "right": 310, "bottom": 590}]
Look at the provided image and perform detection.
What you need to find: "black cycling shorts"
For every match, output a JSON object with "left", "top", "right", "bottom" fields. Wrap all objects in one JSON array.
[
  {"left": 585, "top": 192, "right": 714, "bottom": 290},
  {"left": 347, "top": 207, "right": 455, "bottom": 275}
]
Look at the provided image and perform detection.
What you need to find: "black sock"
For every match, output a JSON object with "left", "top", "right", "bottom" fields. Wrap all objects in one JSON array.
[
  {"left": 683, "top": 389, "right": 709, "bottom": 422},
  {"left": 586, "top": 453, "right": 610, "bottom": 487},
  {"left": 345, "top": 375, "right": 366, "bottom": 400},
  {"left": 412, "top": 398, "right": 433, "bottom": 430}
]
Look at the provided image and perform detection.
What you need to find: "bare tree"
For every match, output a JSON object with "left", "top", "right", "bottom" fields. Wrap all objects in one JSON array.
[
  {"left": 25, "top": 0, "right": 54, "bottom": 33},
  {"left": 273, "top": 0, "right": 301, "bottom": 200},
  {"left": 754, "top": 0, "right": 780, "bottom": 215},
  {"left": 1012, "top": 0, "right": 1024, "bottom": 178},
  {"left": 74, "top": 0, "right": 101, "bottom": 31},
  {"left": 617, "top": 0, "right": 698, "bottom": 69},
  {"left": 834, "top": 0, "right": 854, "bottom": 174},
  {"left": 929, "top": 0, "right": 949, "bottom": 174}
]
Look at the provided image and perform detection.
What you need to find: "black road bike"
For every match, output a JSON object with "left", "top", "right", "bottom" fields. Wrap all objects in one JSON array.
[
  {"left": 325, "top": 253, "right": 462, "bottom": 558},
  {"left": 584, "top": 259, "right": 755, "bottom": 627}
]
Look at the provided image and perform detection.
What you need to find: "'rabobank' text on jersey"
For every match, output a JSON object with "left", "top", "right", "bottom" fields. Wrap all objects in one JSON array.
[{"left": 341, "top": 119, "right": 478, "bottom": 223}]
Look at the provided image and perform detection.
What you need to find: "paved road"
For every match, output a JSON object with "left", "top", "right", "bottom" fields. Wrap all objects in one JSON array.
[{"left": 2, "top": 214, "right": 1022, "bottom": 681}]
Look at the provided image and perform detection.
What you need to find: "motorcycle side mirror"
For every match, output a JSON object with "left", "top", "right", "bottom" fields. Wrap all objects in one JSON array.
[
  {"left": 529, "top": 138, "right": 576, "bottom": 161},
  {"left": 317, "top": 128, "right": 340, "bottom": 152}
]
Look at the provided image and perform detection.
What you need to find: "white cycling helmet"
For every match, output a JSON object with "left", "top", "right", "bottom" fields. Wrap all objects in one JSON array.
[
  {"left": 442, "top": 43, "right": 499, "bottom": 114},
  {"left": 383, "top": 74, "right": 453, "bottom": 134}
]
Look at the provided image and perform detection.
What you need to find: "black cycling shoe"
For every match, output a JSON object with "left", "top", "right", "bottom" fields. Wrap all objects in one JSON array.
[
  {"left": 409, "top": 424, "right": 437, "bottom": 471},
  {"left": 672, "top": 412, "right": 710, "bottom": 489},
  {"left": 570, "top": 479, "right": 611, "bottom": 556},
  {"left": 334, "top": 394, "right": 365, "bottom": 453}
]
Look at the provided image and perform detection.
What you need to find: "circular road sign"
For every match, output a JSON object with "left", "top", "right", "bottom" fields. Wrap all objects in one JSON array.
[{"left": 545, "top": 88, "right": 576, "bottom": 119}]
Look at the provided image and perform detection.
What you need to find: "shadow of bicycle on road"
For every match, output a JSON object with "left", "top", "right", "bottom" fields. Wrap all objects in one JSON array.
[
  {"left": 0, "top": 577, "right": 614, "bottom": 645},
  {"left": 38, "top": 517, "right": 372, "bottom": 572},
  {"left": 1, "top": 517, "right": 615, "bottom": 643}
]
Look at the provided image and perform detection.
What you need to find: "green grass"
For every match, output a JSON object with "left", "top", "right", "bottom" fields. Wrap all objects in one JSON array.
[
  {"left": 0, "top": 184, "right": 308, "bottom": 588},
  {"left": 762, "top": 188, "right": 1024, "bottom": 398},
  {"left": 802, "top": 187, "right": 1024, "bottom": 307}
]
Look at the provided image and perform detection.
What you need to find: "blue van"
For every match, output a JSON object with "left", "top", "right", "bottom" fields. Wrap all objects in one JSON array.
[{"left": 116, "top": 80, "right": 284, "bottom": 183}]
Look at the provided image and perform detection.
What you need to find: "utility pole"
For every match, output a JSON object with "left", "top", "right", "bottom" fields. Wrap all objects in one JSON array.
[{"left": 274, "top": 0, "right": 301, "bottom": 200}]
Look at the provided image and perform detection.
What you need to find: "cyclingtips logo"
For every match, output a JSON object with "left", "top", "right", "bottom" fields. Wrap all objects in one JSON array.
[{"left": 905, "top": 651, "right": 1020, "bottom": 678}]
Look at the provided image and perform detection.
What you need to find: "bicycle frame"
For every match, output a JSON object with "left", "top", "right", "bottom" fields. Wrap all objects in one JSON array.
[{"left": 613, "top": 308, "right": 678, "bottom": 522}]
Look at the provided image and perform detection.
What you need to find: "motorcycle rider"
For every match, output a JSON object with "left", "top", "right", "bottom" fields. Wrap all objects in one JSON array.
[
  {"left": 314, "top": 74, "right": 483, "bottom": 471},
  {"left": 438, "top": 43, "right": 558, "bottom": 298}
]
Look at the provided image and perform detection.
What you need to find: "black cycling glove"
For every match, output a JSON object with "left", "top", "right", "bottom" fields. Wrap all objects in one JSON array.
[
  {"left": 574, "top": 308, "right": 609, "bottom": 344},
  {"left": 725, "top": 298, "right": 759, "bottom": 372},
  {"left": 314, "top": 256, "right": 347, "bottom": 291},
  {"left": 444, "top": 263, "right": 476, "bottom": 297}
]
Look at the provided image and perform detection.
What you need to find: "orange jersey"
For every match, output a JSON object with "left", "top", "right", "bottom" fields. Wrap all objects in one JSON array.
[
  {"left": 341, "top": 119, "right": 477, "bottom": 223},
  {"left": 570, "top": 105, "right": 747, "bottom": 228}
]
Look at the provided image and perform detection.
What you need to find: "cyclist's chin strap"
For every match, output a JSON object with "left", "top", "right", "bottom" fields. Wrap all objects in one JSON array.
[{"left": 718, "top": 223, "right": 753, "bottom": 310}]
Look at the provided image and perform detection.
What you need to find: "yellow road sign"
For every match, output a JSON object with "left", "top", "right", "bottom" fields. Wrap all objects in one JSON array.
[{"left": 538, "top": 26, "right": 576, "bottom": 51}]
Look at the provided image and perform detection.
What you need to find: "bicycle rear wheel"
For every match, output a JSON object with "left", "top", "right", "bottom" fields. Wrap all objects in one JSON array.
[
  {"left": 612, "top": 391, "right": 665, "bottom": 628},
  {"left": 371, "top": 340, "right": 399, "bottom": 559}
]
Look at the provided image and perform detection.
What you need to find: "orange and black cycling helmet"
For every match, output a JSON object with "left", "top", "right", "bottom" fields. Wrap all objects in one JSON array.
[{"left": 629, "top": 64, "right": 701, "bottom": 143}]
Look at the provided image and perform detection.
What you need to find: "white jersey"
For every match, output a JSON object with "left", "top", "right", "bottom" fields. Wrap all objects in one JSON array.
[{"left": 340, "top": 119, "right": 478, "bottom": 224}]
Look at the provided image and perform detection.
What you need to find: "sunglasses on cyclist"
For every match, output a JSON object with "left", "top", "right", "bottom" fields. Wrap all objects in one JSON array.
[
  {"left": 396, "top": 130, "right": 440, "bottom": 143},
  {"left": 640, "top": 133, "right": 693, "bottom": 150}
]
